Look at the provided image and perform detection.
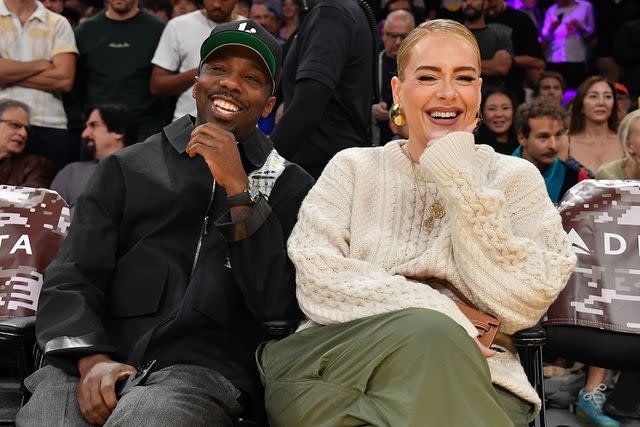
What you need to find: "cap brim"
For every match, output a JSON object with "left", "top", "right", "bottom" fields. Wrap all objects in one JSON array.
[{"left": 200, "top": 32, "right": 277, "bottom": 94}]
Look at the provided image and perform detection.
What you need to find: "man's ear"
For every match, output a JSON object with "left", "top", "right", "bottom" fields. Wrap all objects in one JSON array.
[
  {"left": 192, "top": 75, "right": 199, "bottom": 99},
  {"left": 391, "top": 76, "right": 402, "bottom": 105},
  {"left": 114, "top": 133, "right": 125, "bottom": 149},
  {"left": 262, "top": 96, "right": 277, "bottom": 118},
  {"left": 516, "top": 131, "right": 527, "bottom": 147}
]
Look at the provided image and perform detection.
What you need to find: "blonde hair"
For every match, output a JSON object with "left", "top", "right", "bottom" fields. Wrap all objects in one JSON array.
[
  {"left": 618, "top": 109, "right": 640, "bottom": 158},
  {"left": 396, "top": 19, "right": 482, "bottom": 80}
]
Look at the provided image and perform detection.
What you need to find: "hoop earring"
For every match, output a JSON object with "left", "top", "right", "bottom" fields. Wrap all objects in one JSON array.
[
  {"left": 473, "top": 110, "right": 482, "bottom": 133},
  {"left": 389, "top": 103, "right": 405, "bottom": 127}
]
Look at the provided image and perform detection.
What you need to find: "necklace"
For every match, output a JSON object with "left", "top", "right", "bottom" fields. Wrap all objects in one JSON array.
[{"left": 402, "top": 143, "right": 445, "bottom": 232}]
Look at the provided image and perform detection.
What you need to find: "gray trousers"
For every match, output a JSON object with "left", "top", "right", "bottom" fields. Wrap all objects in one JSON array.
[{"left": 16, "top": 364, "right": 244, "bottom": 427}]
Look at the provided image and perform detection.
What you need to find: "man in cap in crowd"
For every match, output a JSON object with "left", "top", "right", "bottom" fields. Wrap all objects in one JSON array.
[{"left": 18, "top": 19, "right": 313, "bottom": 426}]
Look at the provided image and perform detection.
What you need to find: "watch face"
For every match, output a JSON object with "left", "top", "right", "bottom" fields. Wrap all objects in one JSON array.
[{"left": 247, "top": 182, "right": 260, "bottom": 202}]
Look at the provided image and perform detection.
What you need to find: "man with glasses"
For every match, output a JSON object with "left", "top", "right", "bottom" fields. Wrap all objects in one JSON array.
[
  {"left": 372, "top": 9, "right": 414, "bottom": 145},
  {"left": 0, "top": 99, "right": 55, "bottom": 188}
]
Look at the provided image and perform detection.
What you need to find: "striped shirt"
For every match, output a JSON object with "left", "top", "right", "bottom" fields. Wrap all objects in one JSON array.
[{"left": 0, "top": 0, "right": 78, "bottom": 128}]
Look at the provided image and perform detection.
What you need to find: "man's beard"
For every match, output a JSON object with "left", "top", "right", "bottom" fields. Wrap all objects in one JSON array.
[{"left": 464, "top": 7, "right": 483, "bottom": 22}]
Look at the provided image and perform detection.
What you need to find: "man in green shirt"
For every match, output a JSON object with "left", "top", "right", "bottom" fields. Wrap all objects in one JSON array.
[{"left": 73, "top": 0, "right": 170, "bottom": 140}]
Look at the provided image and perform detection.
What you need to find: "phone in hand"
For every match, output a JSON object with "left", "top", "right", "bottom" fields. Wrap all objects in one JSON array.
[{"left": 115, "top": 359, "right": 157, "bottom": 399}]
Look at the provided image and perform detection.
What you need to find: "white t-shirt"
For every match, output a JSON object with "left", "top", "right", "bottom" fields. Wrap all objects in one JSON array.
[
  {"left": 151, "top": 11, "right": 243, "bottom": 120},
  {"left": 541, "top": 0, "right": 594, "bottom": 63}
]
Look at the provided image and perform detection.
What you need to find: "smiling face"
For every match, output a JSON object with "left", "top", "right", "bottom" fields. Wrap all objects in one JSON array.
[
  {"left": 582, "top": 81, "right": 614, "bottom": 125},
  {"left": 0, "top": 107, "right": 29, "bottom": 159},
  {"left": 391, "top": 32, "right": 482, "bottom": 146},
  {"left": 483, "top": 92, "right": 513, "bottom": 136},
  {"left": 194, "top": 45, "right": 276, "bottom": 140}
]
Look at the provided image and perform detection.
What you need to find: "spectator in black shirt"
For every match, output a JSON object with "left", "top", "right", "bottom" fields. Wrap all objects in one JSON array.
[
  {"left": 372, "top": 9, "right": 415, "bottom": 146},
  {"left": 486, "top": 0, "right": 545, "bottom": 106},
  {"left": 17, "top": 19, "right": 314, "bottom": 427},
  {"left": 463, "top": 0, "right": 513, "bottom": 89},
  {"left": 271, "top": 0, "right": 374, "bottom": 178},
  {"left": 476, "top": 86, "right": 519, "bottom": 155}
]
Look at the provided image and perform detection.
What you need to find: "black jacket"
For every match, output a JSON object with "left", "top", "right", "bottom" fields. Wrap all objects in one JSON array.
[{"left": 36, "top": 116, "right": 314, "bottom": 400}]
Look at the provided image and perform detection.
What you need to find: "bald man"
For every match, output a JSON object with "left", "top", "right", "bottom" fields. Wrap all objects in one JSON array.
[{"left": 372, "top": 10, "right": 415, "bottom": 145}]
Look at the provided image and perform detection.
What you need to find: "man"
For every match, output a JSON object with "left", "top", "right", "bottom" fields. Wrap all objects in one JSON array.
[
  {"left": 143, "top": 0, "right": 173, "bottom": 20},
  {"left": 73, "top": 0, "right": 168, "bottom": 141},
  {"left": 51, "top": 104, "right": 137, "bottom": 213},
  {"left": 250, "top": 0, "right": 282, "bottom": 40},
  {"left": 42, "top": 0, "right": 63, "bottom": 13},
  {"left": 0, "top": 0, "right": 78, "bottom": 170},
  {"left": 372, "top": 9, "right": 414, "bottom": 145},
  {"left": 514, "top": 98, "right": 588, "bottom": 203},
  {"left": 485, "top": 0, "right": 545, "bottom": 106},
  {"left": 462, "top": 0, "right": 513, "bottom": 89},
  {"left": 534, "top": 71, "right": 567, "bottom": 106},
  {"left": 541, "top": 0, "right": 595, "bottom": 89},
  {"left": 151, "top": 0, "right": 240, "bottom": 121},
  {"left": 613, "top": 14, "right": 640, "bottom": 109},
  {"left": 17, "top": 19, "right": 314, "bottom": 426},
  {"left": 615, "top": 82, "right": 631, "bottom": 122},
  {"left": 271, "top": 0, "right": 374, "bottom": 178},
  {"left": 0, "top": 99, "right": 55, "bottom": 188}
]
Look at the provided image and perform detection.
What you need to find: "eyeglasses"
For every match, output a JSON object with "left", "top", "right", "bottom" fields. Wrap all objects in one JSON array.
[
  {"left": 384, "top": 31, "right": 410, "bottom": 40},
  {"left": 0, "top": 120, "right": 30, "bottom": 133}
]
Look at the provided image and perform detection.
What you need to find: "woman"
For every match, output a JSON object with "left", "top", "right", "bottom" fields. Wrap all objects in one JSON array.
[
  {"left": 596, "top": 109, "right": 640, "bottom": 179},
  {"left": 258, "top": 20, "right": 575, "bottom": 427},
  {"left": 567, "top": 76, "right": 623, "bottom": 177},
  {"left": 279, "top": 0, "right": 300, "bottom": 41},
  {"left": 476, "top": 87, "right": 519, "bottom": 155}
]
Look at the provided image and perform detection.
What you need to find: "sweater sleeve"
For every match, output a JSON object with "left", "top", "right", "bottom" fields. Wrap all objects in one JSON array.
[
  {"left": 422, "top": 132, "right": 576, "bottom": 334},
  {"left": 288, "top": 151, "right": 478, "bottom": 337}
]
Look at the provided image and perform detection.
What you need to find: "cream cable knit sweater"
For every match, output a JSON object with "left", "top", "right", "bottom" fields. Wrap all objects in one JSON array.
[{"left": 288, "top": 132, "right": 576, "bottom": 410}]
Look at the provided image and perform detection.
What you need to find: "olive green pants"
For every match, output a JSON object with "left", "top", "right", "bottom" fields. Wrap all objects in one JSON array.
[{"left": 257, "top": 308, "right": 532, "bottom": 427}]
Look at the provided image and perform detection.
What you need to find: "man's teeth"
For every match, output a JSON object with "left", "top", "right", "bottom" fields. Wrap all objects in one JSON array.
[
  {"left": 213, "top": 99, "right": 239, "bottom": 112},
  {"left": 430, "top": 111, "right": 458, "bottom": 119}
]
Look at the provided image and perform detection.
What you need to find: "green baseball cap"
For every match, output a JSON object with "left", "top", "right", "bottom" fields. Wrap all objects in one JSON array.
[{"left": 199, "top": 19, "right": 282, "bottom": 94}]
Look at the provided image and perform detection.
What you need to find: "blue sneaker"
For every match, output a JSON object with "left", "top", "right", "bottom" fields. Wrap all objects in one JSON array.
[{"left": 576, "top": 384, "right": 620, "bottom": 427}]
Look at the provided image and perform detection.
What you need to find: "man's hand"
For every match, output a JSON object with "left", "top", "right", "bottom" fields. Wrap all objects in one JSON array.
[
  {"left": 372, "top": 101, "right": 389, "bottom": 122},
  {"left": 186, "top": 123, "right": 249, "bottom": 195},
  {"left": 77, "top": 354, "right": 136, "bottom": 425},
  {"left": 474, "top": 337, "right": 496, "bottom": 358}
]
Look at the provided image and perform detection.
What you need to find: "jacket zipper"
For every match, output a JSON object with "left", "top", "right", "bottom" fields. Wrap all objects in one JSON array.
[{"left": 190, "top": 181, "right": 216, "bottom": 275}]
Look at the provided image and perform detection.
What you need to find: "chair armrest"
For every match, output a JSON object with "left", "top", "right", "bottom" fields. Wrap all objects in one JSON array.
[
  {"left": 512, "top": 325, "right": 546, "bottom": 348},
  {"left": 262, "top": 320, "right": 296, "bottom": 340},
  {"left": 0, "top": 316, "right": 36, "bottom": 336}
]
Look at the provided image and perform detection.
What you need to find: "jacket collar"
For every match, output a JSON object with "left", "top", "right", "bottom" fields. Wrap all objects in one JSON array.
[{"left": 163, "top": 115, "right": 273, "bottom": 170}]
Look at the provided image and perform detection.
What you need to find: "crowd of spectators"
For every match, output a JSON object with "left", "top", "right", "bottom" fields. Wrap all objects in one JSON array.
[{"left": 1, "top": 0, "right": 640, "bottom": 425}]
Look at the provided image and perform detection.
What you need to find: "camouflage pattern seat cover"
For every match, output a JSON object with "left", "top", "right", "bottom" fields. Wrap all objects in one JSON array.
[
  {"left": 544, "top": 180, "right": 640, "bottom": 334},
  {"left": 0, "top": 186, "right": 69, "bottom": 320}
]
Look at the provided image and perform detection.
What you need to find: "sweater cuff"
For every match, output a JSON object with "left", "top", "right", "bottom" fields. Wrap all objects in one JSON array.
[{"left": 421, "top": 132, "right": 476, "bottom": 184}]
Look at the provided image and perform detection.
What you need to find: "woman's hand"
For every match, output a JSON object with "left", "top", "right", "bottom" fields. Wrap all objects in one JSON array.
[{"left": 474, "top": 337, "right": 496, "bottom": 358}]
